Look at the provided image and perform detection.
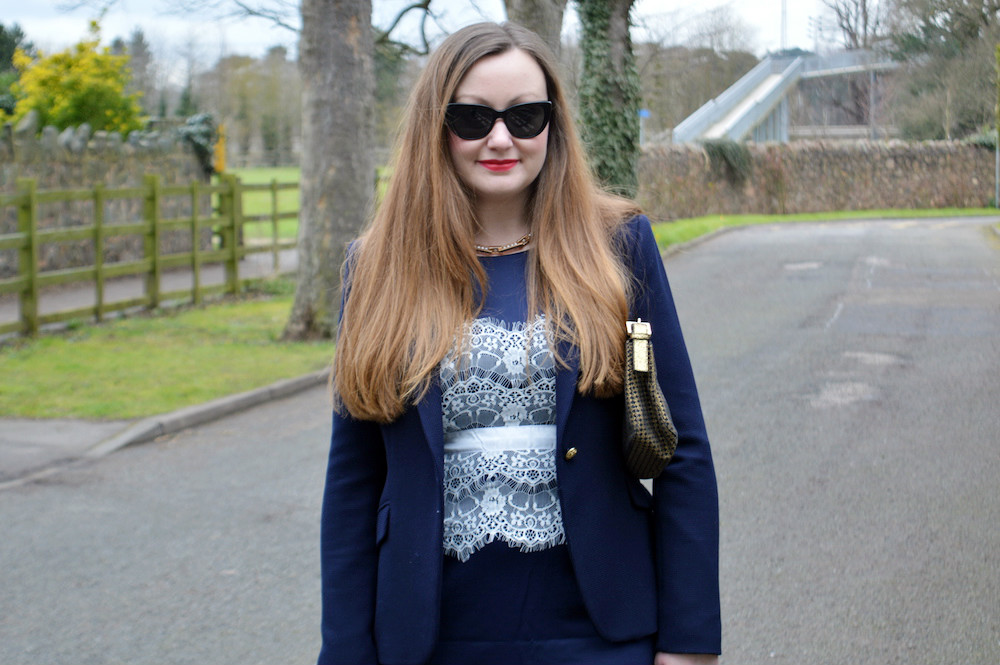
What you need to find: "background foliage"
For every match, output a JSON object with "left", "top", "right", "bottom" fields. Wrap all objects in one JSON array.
[
  {"left": 0, "top": 23, "right": 34, "bottom": 115},
  {"left": 4, "top": 1, "right": 1000, "bottom": 167},
  {"left": 3, "top": 21, "right": 144, "bottom": 134}
]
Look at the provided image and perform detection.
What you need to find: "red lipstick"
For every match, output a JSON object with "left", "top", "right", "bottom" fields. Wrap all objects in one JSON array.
[{"left": 480, "top": 159, "right": 518, "bottom": 172}]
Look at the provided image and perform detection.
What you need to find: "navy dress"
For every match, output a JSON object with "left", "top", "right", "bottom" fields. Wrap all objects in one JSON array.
[{"left": 427, "top": 251, "right": 655, "bottom": 665}]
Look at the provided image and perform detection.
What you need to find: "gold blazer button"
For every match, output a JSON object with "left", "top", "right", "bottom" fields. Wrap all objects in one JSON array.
[{"left": 564, "top": 447, "right": 578, "bottom": 460}]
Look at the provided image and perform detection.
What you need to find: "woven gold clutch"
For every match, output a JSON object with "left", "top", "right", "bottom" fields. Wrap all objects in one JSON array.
[{"left": 623, "top": 319, "right": 678, "bottom": 479}]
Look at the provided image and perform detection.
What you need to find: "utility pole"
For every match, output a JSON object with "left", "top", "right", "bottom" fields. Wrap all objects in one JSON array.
[{"left": 781, "top": 0, "right": 788, "bottom": 51}]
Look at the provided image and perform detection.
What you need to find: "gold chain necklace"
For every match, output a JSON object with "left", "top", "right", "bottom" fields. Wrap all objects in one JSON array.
[{"left": 474, "top": 231, "right": 533, "bottom": 256}]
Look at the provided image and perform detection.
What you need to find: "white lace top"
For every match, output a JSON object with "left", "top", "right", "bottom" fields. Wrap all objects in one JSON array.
[{"left": 440, "top": 316, "right": 565, "bottom": 561}]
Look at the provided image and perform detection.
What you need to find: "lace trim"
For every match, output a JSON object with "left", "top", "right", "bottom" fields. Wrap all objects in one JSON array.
[
  {"left": 442, "top": 427, "right": 565, "bottom": 562},
  {"left": 440, "top": 316, "right": 556, "bottom": 433}
]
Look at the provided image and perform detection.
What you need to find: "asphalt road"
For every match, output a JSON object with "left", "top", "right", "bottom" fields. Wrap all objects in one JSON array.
[{"left": 1, "top": 218, "right": 997, "bottom": 665}]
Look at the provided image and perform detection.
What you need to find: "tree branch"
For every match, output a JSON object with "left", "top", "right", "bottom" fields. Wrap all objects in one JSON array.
[
  {"left": 376, "top": 0, "right": 435, "bottom": 55},
  {"left": 61, "top": 0, "right": 300, "bottom": 34},
  {"left": 160, "top": 0, "right": 299, "bottom": 33},
  {"left": 55, "top": 0, "right": 120, "bottom": 13},
  {"left": 228, "top": 0, "right": 299, "bottom": 32},
  {"left": 381, "top": 0, "right": 430, "bottom": 39}
]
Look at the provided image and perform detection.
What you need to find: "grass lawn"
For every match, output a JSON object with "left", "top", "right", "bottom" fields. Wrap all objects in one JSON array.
[
  {"left": 4, "top": 206, "right": 994, "bottom": 421},
  {"left": 0, "top": 282, "right": 333, "bottom": 420},
  {"left": 651, "top": 208, "right": 1000, "bottom": 248}
]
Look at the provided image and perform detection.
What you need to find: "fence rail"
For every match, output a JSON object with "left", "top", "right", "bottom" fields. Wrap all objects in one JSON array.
[{"left": 0, "top": 174, "right": 299, "bottom": 337}]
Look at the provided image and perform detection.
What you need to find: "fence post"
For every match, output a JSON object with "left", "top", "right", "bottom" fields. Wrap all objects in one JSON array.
[
  {"left": 219, "top": 173, "right": 241, "bottom": 295},
  {"left": 271, "top": 178, "right": 280, "bottom": 272},
  {"left": 191, "top": 181, "right": 202, "bottom": 305},
  {"left": 217, "top": 174, "right": 233, "bottom": 289},
  {"left": 16, "top": 178, "right": 39, "bottom": 336},
  {"left": 143, "top": 174, "right": 162, "bottom": 309},
  {"left": 94, "top": 183, "right": 106, "bottom": 322}
]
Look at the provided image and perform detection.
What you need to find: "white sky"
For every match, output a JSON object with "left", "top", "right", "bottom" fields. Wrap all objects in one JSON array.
[{"left": 2, "top": 0, "right": 827, "bottom": 80}]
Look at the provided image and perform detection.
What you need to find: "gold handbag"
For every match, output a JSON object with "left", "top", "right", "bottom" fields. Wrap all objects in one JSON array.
[{"left": 623, "top": 319, "right": 678, "bottom": 479}]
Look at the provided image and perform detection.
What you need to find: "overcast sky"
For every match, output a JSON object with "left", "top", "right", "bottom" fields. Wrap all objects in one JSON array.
[{"left": 3, "top": 0, "right": 827, "bottom": 79}]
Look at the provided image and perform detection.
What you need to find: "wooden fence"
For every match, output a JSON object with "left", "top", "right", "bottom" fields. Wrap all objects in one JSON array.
[{"left": 0, "top": 174, "right": 298, "bottom": 337}]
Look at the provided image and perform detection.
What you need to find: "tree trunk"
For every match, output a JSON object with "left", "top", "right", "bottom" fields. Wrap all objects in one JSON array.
[
  {"left": 504, "top": 0, "right": 569, "bottom": 56},
  {"left": 284, "top": 0, "right": 375, "bottom": 340},
  {"left": 577, "top": 0, "right": 640, "bottom": 197}
]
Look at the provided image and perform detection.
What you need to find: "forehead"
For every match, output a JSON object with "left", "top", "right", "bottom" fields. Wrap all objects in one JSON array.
[{"left": 453, "top": 48, "right": 548, "bottom": 104}]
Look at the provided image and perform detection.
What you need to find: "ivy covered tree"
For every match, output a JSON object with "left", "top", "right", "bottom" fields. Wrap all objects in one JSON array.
[
  {"left": 4, "top": 21, "right": 144, "bottom": 133},
  {"left": 577, "top": 0, "right": 641, "bottom": 197}
]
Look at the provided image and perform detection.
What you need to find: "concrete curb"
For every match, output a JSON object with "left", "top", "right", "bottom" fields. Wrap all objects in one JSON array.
[
  {"left": 85, "top": 369, "right": 330, "bottom": 458},
  {"left": 0, "top": 370, "right": 329, "bottom": 491},
  {"left": 661, "top": 226, "right": 739, "bottom": 260}
]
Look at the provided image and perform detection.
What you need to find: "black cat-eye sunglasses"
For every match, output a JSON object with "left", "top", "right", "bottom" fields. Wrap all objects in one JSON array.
[{"left": 444, "top": 101, "right": 553, "bottom": 140}]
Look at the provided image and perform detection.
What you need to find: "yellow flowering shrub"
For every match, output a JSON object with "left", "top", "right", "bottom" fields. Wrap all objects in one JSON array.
[{"left": 4, "top": 21, "right": 144, "bottom": 134}]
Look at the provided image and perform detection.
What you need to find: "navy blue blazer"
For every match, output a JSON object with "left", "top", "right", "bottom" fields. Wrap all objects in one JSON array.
[{"left": 318, "top": 215, "right": 720, "bottom": 665}]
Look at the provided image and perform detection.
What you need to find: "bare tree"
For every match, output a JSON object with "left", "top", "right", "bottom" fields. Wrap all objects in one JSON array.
[
  {"left": 167, "top": 0, "right": 301, "bottom": 31},
  {"left": 284, "top": 0, "right": 374, "bottom": 339},
  {"left": 685, "top": 6, "right": 757, "bottom": 53},
  {"left": 822, "top": 0, "right": 884, "bottom": 49},
  {"left": 821, "top": 0, "right": 886, "bottom": 126},
  {"left": 883, "top": 0, "right": 1000, "bottom": 137},
  {"left": 504, "top": 0, "right": 569, "bottom": 55}
]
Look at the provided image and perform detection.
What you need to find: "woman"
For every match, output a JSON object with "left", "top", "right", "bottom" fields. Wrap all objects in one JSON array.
[{"left": 319, "top": 21, "right": 720, "bottom": 665}]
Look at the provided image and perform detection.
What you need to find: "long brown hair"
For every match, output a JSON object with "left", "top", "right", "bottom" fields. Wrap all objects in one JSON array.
[{"left": 334, "top": 22, "right": 638, "bottom": 423}]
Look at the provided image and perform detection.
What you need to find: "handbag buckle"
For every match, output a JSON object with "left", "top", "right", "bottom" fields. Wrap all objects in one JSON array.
[{"left": 626, "top": 319, "right": 651, "bottom": 372}]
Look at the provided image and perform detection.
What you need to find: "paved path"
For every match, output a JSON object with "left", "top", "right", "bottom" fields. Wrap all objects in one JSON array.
[
  {"left": 0, "top": 387, "right": 330, "bottom": 665},
  {"left": 672, "top": 218, "right": 999, "bottom": 664},
  {"left": 1, "top": 218, "right": 998, "bottom": 664},
  {"left": 0, "top": 248, "right": 298, "bottom": 333}
]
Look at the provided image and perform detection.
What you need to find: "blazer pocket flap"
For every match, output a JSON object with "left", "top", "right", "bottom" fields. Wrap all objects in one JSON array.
[{"left": 375, "top": 502, "right": 390, "bottom": 546}]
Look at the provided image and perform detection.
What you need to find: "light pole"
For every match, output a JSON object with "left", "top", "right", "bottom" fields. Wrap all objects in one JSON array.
[{"left": 781, "top": 0, "right": 788, "bottom": 51}]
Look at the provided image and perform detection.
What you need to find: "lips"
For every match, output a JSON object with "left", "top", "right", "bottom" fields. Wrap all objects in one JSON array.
[{"left": 479, "top": 159, "right": 518, "bottom": 172}]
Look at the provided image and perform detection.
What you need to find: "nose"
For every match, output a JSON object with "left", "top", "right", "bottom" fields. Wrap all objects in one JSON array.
[{"left": 485, "top": 119, "right": 514, "bottom": 148}]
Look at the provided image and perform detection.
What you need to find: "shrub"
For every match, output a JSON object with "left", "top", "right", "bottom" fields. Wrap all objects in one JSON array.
[
  {"left": 4, "top": 21, "right": 144, "bottom": 134},
  {"left": 701, "top": 138, "right": 753, "bottom": 186}
]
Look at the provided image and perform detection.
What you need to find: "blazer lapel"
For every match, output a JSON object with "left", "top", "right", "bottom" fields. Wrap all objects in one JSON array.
[
  {"left": 416, "top": 381, "right": 444, "bottom": 485},
  {"left": 555, "top": 339, "right": 580, "bottom": 443}
]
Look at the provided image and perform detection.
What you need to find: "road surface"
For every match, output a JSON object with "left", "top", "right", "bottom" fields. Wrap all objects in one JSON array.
[{"left": 1, "top": 218, "right": 997, "bottom": 664}]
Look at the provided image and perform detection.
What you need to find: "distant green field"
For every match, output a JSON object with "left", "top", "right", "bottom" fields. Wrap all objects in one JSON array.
[
  {"left": 225, "top": 167, "right": 302, "bottom": 241},
  {"left": 230, "top": 166, "right": 301, "bottom": 184},
  {"left": 222, "top": 166, "right": 392, "bottom": 241}
]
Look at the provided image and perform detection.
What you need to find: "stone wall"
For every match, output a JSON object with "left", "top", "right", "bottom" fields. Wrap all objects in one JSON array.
[
  {"left": 1, "top": 111, "right": 212, "bottom": 278},
  {"left": 638, "top": 141, "right": 994, "bottom": 222}
]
